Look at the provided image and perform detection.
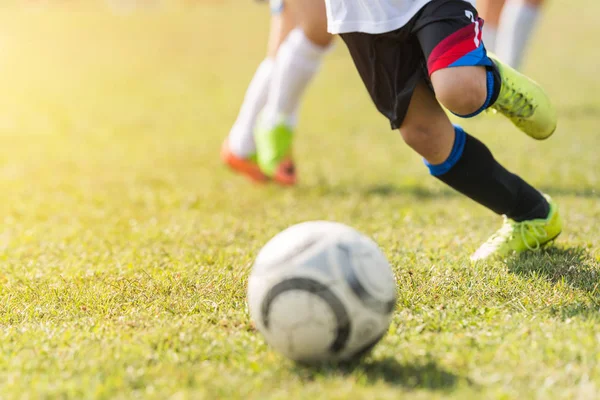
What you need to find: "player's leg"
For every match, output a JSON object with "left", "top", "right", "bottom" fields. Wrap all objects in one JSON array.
[
  {"left": 421, "top": 0, "right": 555, "bottom": 140},
  {"left": 339, "top": 20, "right": 561, "bottom": 261},
  {"left": 495, "top": 0, "right": 545, "bottom": 69},
  {"left": 401, "top": 82, "right": 561, "bottom": 261},
  {"left": 402, "top": 82, "right": 550, "bottom": 220},
  {"left": 255, "top": 0, "right": 334, "bottom": 185},
  {"left": 410, "top": 1, "right": 560, "bottom": 258},
  {"left": 223, "top": 2, "right": 296, "bottom": 182},
  {"left": 477, "top": 0, "right": 505, "bottom": 52}
]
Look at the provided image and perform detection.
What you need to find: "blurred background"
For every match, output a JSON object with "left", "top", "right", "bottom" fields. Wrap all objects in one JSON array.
[
  {"left": 0, "top": 0, "right": 597, "bottom": 232},
  {"left": 0, "top": 0, "right": 597, "bottom": 253},
  {"left": 0, "top": 2, "right": 599, "bottom": 398}
]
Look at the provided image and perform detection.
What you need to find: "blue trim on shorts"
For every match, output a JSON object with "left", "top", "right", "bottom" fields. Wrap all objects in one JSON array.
[
  {"left": 449, "top": 43, "right": 493, "bottom": 69},
  {"left": 425, "top": 125, "right": 467, "bottom": 176}
]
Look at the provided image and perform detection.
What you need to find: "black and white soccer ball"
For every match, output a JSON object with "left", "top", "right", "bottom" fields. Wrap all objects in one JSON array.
[{"left": 248, "top": 221, "right": 397, "bottom": 363}]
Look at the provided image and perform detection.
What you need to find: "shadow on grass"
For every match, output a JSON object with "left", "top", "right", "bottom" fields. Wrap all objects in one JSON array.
[
  {"left": 363, "top": 184, "right": 456, "bottom": 199},
  {"left": 309, "top": 183, "right": 457, "bottom": 200},
  {"left": 363, "top": 185, "right": 600, "bottom": 199},
  {"left": 537, "top": 186, "right": 599, "bottom": 199},
  {"left": 294, "top": 357, "right": 466, "bottom": 391},
  {"left": 506, "top": 246, "right": 600, "bottom": 316},
  {"left": 309, "top": 183, "right": 598, "bottom": 200}
]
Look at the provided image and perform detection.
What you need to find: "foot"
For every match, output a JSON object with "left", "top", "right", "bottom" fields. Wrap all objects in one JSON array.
[
  {"left": 220, "top": 140, "right": 268, "bottom": 183},
  {"left": 254, "top": 118, "right": 297, "bottom": 186},
  {"left": 489, "top": 54, "right": 557, "bottom": 140},
  {"left": 471, "top": 195, "right": 562, "bottom": 262}
]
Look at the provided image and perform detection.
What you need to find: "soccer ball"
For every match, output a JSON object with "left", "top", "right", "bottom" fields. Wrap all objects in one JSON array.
[{"left": 248, "top": 221, "right": 396, "bottom": 363}]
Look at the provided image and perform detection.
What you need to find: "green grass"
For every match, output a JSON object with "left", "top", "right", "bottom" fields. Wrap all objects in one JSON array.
[{"left": 0, "top": 1, "right": 599, "bottom": 399}]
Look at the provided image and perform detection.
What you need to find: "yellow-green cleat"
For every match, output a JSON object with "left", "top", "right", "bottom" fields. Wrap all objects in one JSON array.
[
  {"left": 489, "top": 53, "right": 557, "bottom": 140},
  {"left": 254, "top": 116, "right": 297, "bottom": 186},
  {"left": 471, "top": 195, "right": 562, "bottom": 262}
]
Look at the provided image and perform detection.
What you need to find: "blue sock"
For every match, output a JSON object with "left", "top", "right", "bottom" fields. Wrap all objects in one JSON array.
[
  {"left": 424, "top": 125, "right": 466, "bottom": 176},
  {"left": 452, "top": 70, "right": 496, "bottom": 119}
]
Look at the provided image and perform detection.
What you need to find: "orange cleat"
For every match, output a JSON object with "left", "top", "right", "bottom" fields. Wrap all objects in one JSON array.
[
  {"left": 220, "top": 141, "right": 268, "bottom": 183},
  {"left": 273, "top": 158, "right": 297, "bottom": 186}
]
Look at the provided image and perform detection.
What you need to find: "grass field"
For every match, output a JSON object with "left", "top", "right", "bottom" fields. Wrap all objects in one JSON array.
[{"left": 0, "top": 1, "right": 599, "bottom": 399}]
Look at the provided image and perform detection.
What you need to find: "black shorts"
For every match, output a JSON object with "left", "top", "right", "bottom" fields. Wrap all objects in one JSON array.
[{"left": 340, "top": 0, "right": 492, "bottom": 129}]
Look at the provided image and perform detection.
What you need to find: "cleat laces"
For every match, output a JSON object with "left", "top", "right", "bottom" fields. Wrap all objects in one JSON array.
[
  {"left": 479, "top": 216, "right": 549, "bottom": 254},
  {"left": 493, "top": 78, "right": 536, "bottom": 119}
]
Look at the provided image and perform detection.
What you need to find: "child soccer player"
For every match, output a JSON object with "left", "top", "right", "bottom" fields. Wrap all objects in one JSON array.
[
  {"left": 477, "top": 0, "right": 545, "bottom": 68},
  {"left": 222, "top": 0, "right": 333, "bottom": 185},
  {"left": 323, "top": 0, "right": 561, "bottom": 260}
]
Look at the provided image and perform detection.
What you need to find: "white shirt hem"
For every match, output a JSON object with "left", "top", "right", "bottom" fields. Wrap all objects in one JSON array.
[
  {"left": 326, "top": 0, "right": 476, "bottom": 35},
  {"left": 328, "top": 15, "right": 416, "bottom": 35}
]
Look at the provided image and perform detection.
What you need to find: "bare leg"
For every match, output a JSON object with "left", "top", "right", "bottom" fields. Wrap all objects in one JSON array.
[
  {"left": 399, "top": 82, "right": 455, "bottom": 165},
  {"left": 398, "top": 80, "right": 549, "bottom": 225}
]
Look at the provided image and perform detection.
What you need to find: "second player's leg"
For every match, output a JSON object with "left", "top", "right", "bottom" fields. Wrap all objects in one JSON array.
[
  {"left": 223, "top": 4, "right": 298, "bottom": 182},
  {"left": 255, "top": 0, "right": 334, "bottom": 185},
  {"left": 286, "top": 0, "right": 333, "bottom": 48},
  {"left": 262, "top": 0, "right": 333, "bottom": 124}
]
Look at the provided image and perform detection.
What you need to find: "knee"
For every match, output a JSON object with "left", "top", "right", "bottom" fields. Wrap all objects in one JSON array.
[
  {"left": 399, "top": 117, "right": 456, "bottom": 165},
  {"left": 297, "top": 6, "right": 333, "bottom": 47},
  {"left": 301, "top": 22, "right": 333, "bottom": 47},
  {"left": 399, "top": 124, "right": 435, "bottom": 153},
  {"left": 431, "top": 68, "right": 488, "bottom": 117}
]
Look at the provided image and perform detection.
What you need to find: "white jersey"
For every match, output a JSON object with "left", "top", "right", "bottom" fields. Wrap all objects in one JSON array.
[{"left": 325, "top": 0, "right": 475, "bottom": 35}]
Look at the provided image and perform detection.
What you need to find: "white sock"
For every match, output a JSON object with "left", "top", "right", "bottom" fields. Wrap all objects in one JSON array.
[
  {"left": 483, "top": 25, "right": 498, "bottom": 53},
  {"left": 228, "top": 58, "right": 274, "bottom": 158},
  {"left": 496, "top": 0, "right": 541, "bottom": 69},
  {"left": 261, "top": 28, "right": 329, "bottom": 130}
]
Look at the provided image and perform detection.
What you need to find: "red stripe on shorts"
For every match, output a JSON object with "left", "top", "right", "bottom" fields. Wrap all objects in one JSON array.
[{"left": 427, "top": 20, "right": 483, "bottom": 75}]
